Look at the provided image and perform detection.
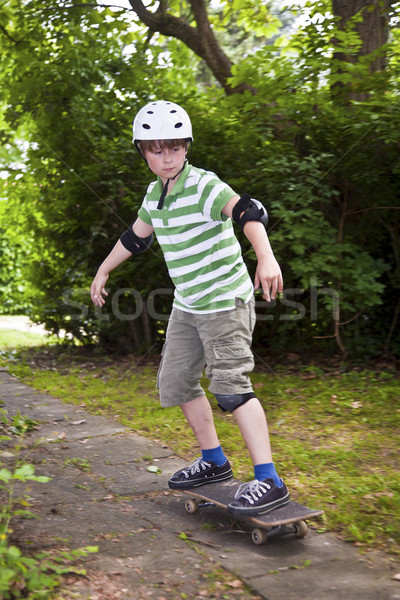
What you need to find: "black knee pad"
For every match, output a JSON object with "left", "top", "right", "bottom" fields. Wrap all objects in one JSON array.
[{"left": 214, "top": 392, "right": 255, "bottom": 412}]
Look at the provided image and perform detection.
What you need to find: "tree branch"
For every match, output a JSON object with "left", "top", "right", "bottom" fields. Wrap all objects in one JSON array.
[
  {"left": 128, "top": 0, "right": 200, "bottom": 49},
  {"left": 127, "top": 0, "right": 252, "bottom": 94},
  {"left": 0, "top": 22, "right": 23, "bottom": 44},
  {"left": 350, "top": 206, "right": 400, "bottom": 214}
]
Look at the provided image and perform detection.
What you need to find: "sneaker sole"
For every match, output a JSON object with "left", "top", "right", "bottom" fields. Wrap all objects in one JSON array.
[
  {"left": 227, "top": 493, "right": 290, "bottom": 517},
  {"left": 168, "top": 469, "right": 233, "bottom": 490}
]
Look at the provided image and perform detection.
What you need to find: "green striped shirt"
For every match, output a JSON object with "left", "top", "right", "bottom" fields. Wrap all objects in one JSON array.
[{"left": 138, "top": 162, "right": 253, "bottom": 314}]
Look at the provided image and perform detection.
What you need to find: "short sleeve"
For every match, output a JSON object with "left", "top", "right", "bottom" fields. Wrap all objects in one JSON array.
[
  {"left": 200, "top": 173, "right": 237, "bottom": 222},
  {"left": 138, "top": 204, "right": 152, "bottom": 225}
]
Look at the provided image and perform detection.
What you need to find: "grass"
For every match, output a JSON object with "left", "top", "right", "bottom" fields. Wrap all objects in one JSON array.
[
  {"left": 1, "top": 336, "right": 399, "bottom": 556},
  {"left": 0, "top": 318, "right": 58, "bottom": 349},
  {"left": 0, "top": 329, "right": 49, "bottom": 348}
]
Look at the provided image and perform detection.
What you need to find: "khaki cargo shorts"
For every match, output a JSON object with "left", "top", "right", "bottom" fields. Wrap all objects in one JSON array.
[{"left": 157, "top": 297, "right": 256, "bottom": 407}]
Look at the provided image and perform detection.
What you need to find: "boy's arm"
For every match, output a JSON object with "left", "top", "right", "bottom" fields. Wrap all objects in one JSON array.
[
  {"left": 222, "top": 196, "right": 283, "bottom": 302},
  {"left": 90, "top": 218, "right": 154, "bottom": 307}
]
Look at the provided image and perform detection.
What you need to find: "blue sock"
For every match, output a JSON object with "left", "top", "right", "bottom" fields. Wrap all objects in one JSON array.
[
  {"left": 254, "top": 463, "right": 282, "bottom": 487},
  {"left": 202, "top": 446, "right": 227, "bottom": 467}
]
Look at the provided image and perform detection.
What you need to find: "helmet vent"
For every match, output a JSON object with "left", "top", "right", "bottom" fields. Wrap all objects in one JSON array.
[
  {"left": 143, "top": 124, "right": 151, "bottom": 129},
  {"left": 174, "top": 122, "right": 183, "bottom": 128}
]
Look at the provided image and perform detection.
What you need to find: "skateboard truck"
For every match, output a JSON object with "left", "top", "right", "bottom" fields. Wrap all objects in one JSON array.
[
  {"left": 185, "top": 498, "right": 215, "bottom": 512},
  {"left": 250, "top": 521, "right": 308, "bottom": 545}
]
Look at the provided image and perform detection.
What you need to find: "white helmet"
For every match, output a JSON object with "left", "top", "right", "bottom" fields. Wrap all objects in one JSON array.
[{"left": 133, "top": 100, "right": 193, "bottom": 142}]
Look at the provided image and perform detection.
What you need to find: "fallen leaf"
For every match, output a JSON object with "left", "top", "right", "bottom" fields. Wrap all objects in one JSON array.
[
  {"left": 71, "top": 419, "right": 86, "bottom": 425},
  {"left": 227, "top": 579, "right": 243, "bottom": 588},
  {"left": 363, "top": 492, "right": 394, "bottom": 499},
  {"left": 147, "top": 465, "right": 161, "bottom": 474},
  {"left": 351, "top": 401, "right": 362, "bottom": 409}
]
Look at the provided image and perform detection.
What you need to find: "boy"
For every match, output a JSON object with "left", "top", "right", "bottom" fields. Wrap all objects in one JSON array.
[{"left": 90, "top": 100, "right": 289, "bottom": 516}]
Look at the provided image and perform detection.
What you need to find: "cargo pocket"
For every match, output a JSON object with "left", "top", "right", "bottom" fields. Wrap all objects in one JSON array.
[{"left": 208, "top": 337, "right": 254, "bottom": 392}]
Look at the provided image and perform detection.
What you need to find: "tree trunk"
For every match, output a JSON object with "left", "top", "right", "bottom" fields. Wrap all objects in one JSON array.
[
  {"left": 141, "top": 302, "right": 152, "bottom": 347},
  {"left": 332, "top": 0, "right": 392, "bottom": 70},
  {"left": 332, "top": 0, "right": 393, "bottom": 100}
]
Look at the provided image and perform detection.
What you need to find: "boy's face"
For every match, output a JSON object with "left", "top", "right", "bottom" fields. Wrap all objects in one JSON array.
[{"left": 143, "top": 141, "right": 187, "bottom": 183}]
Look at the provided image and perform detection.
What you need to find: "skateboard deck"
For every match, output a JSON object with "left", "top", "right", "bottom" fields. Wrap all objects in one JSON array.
[{"left": 182, "top": 478, "right": 324, "bottom": 545}]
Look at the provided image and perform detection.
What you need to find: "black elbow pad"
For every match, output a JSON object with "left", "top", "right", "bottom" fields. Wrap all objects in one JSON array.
[
  {"left": 120, "top": 226, "right": 153, "bottom": 254},
  {"left": 232, "top": 194, "right": 268, "bottom": 230}
]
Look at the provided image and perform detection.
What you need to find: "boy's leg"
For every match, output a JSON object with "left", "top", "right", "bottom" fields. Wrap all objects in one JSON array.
[
  {"left": 198, "top": 298, "right": 290, "bottom": 514},
  {"left": 228, "top": 397, "right": 290, "bottom": 516},
  {"left": 232, "top": 397, "right": 272, "bottom": 465},
  {"left": 168, "top": 396, "right": 233, "bottom": 487},
  {"left": 233, "top": 396, "right": 281, "bottom": 483},
  {"left": 180, "top": 394, "right": 220, "bottom": 450},
  {"left": 180, "top": 394, "right": 230, "bottom": 467},
  {"left": 159, "top": 309, "right": 232, "bottom": 489}
]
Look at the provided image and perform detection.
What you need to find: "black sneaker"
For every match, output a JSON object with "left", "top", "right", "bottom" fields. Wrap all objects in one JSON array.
[
  {"left": 168, "top": 457, "right": 233, "bottom": 490},
  {"left": 227, "top": 478, "right": 290, "bottom": 517}
]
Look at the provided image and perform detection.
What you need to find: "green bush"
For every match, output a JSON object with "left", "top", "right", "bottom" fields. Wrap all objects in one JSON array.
[{"left": 1, "top": 1, "right": 399, "bottom": 358}]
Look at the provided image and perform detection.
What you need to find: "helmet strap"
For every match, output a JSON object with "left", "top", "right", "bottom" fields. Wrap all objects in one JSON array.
[{"left": 157, "top": 160, "right": 187, "bottom": 210}]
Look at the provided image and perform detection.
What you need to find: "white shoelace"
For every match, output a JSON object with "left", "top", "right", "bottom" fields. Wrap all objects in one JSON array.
[
  {"left": 234, "top": 479, "right": 271, "bottom": 504},
  {"left": 183, "top": 457, "right": 211, "bottom": 479}
]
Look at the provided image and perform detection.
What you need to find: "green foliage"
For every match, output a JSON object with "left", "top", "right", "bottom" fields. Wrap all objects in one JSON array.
[
  {"left": 212, "top": 4, "right": 400, "bottom": 355},
  {"left": 0, "top": 171, "right": 37, "bottom": 315},
  {"left": 0, "top": 0, "right": 205, "bottom": 351},
  {"left": 0, "top": 1, "right": 399, "bottom": 357},
  {"left": 0, "top": 544, "right": 97, "bottom": 599},
  {"left": 0, "top": 408, "right": 38, "bottom": 436}
]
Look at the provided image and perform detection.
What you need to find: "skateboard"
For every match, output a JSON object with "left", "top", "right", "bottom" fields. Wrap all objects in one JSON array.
[{"left": 182, "top": 478, "right": 324, "bottom": 545}]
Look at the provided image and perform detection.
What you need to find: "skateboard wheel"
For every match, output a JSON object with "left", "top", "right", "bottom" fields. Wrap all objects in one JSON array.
[
  {"left": 251, "top": 527, "right": 268, "bottom": 545},
  {"left": 294, "top": 520, "right": 308, "bottom": 538},
  {"left": 185, "top": 499, "right": 199, "bottom": 514}
]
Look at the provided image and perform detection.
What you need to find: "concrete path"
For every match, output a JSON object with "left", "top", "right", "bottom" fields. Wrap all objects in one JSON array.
[{"left": 1, "top": 368, "right": 399, "bottom": 600}]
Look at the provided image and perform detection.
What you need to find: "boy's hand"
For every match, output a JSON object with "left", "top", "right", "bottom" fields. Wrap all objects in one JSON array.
[
  {"left": 254, "top": 256, "right": 283, "bottom": 302},
  {"left": 90, "top": 272, "right": 109, "bottom": 307}
]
